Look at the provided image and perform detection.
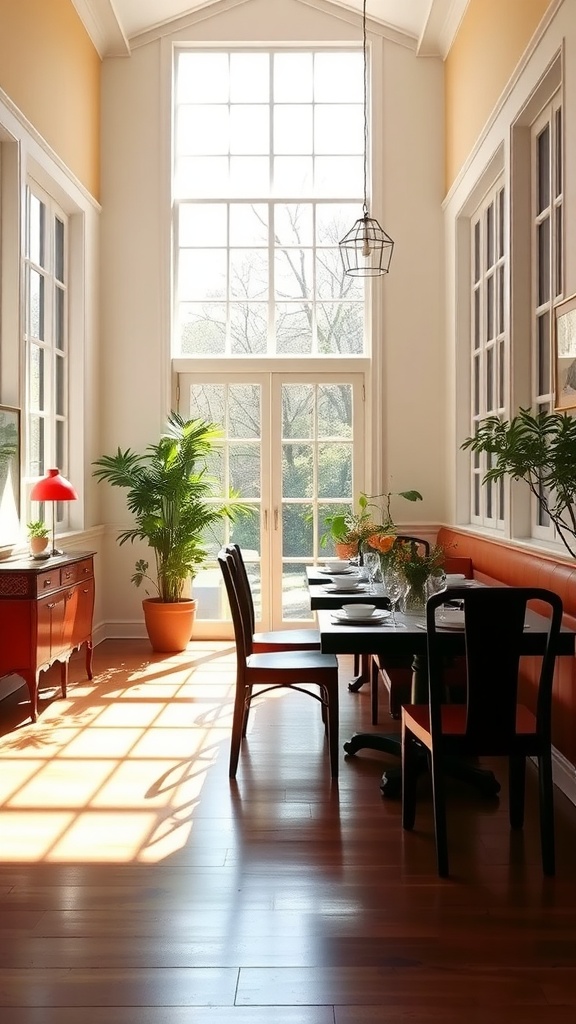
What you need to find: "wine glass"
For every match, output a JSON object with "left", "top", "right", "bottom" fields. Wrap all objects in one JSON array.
[
  {"left": 384, "top": 567, "right": 409, "bottom": 629},
  {"left": 363, "top": 551, "right": 380, "bottom": 594}
]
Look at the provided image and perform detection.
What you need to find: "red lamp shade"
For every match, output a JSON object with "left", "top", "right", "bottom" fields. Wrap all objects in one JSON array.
[
  {"left": 30, "top": 468, "right": 78, "bottom": 503},
  {"left": 30, "top": 468, "right": 77, "bottom": 556}
]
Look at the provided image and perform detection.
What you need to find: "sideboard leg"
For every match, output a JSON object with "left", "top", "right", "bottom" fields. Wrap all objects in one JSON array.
[{"left": 85, "top": 639, "right": 94, "bottom": 680}]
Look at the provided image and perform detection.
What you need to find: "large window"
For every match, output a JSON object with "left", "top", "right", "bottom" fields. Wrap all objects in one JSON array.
[
  {"left": 23, "top": 182, "right": 70, "bottom": 523},
  {"left": 531, "top": 97, "right": 563, "bottom": 539},
  {"left": 173, "top": 49, "right": 366, "bottom": 357},
  {"left": 469, "top": 182, "right": 506, "bottom": 529}
]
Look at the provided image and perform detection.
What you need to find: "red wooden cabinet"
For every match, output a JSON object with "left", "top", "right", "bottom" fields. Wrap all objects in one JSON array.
[{"left": 0, "top": 553, "right": 95, "bottom": 722}]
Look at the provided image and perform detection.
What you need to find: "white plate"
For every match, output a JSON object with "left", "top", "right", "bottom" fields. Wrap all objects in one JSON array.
[
  {"left": 437, "top": 609, "right": 465, "bottom": 630},
  {"left": 324, "top": 583, "right": 366, "bottom": 593},
  {"left": 317, "top": 566, "right": 355, "bottom": 575},
  {"left": 332, "top": 609, "right": 390, "bottom": 625}
]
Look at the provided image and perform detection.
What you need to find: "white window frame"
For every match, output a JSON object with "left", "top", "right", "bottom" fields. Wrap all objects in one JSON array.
[
  {"left": 23, "top": 178, "right": 71, "bottom": 529},
  {"left": 468, "top": 179, "right": 507, "bottom": 531}
]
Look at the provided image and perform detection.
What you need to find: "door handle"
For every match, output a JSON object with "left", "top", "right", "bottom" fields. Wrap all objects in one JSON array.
[
  {"left": 274, "top": 508, "right": 279, "bottom": 530},
  {"left": 264, "top": 509, "right": 268, "bottom": 531}
]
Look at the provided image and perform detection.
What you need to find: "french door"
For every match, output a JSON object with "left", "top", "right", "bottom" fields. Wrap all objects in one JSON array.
[{"left": 178, "top": 371, "right": 365, "bottom": 636}]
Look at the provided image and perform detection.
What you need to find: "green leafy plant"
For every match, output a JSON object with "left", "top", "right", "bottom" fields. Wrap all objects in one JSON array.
[
  {"left": 320, "top": 489, "right": 423, "bottom": 549},
  {"left": 27, "top": 520, "right": 49, "bottom": 539},
  {"left": 93, "top": 411, "right": 252, "bottom": 602},
  {"left": 461, "top": 407, "right": 576, "bottom": 558}
]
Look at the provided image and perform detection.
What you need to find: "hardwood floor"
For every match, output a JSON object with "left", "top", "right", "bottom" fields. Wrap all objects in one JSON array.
[{"left": 0, "top": 639, "right": 576, "bottom": 1022}]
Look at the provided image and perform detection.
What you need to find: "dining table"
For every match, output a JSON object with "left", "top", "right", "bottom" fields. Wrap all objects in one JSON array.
[{"left": 314, "top": 600, "right": 576, "bottom": 798}]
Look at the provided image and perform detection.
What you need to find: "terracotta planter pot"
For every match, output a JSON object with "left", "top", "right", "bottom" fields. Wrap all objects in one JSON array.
[
  {"left": 335, "top": 541, "right": 358, "bottom": 560},
  {"left": 142, "top": 598, "right": 197, "bottom": 653},
  {"left": 29, "top": 536, "right": 49, "bottom": 557}
]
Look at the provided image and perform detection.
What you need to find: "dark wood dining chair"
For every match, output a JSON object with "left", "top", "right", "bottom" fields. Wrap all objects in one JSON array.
[
  {"left": 368, "top": 535, "right": 431, "bottom": 722},
  {"left": 225, "top": 543, "right": 320, "bottom": 653},
  {"left": 218, "top": 549, "right": 340, "bottom": 778},
  {"left": 401, "top": 586, "right": 564, "bottom": 877}
]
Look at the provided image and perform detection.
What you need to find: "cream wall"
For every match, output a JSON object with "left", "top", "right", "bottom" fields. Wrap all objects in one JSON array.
[
  {"left": 98, "top": 0, "right": 446, "bottom": 634},
  {"left": 444, "top": 0, "right": 555, "bottom": 190},
  {"left": 0, "top": 0, "right": 101, "bottom": 197},
  {"left": 444, "top": 0, "right": 576, "bottom": 527}
]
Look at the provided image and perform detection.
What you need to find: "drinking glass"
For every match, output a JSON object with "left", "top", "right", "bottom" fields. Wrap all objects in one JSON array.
[
  {"left": 363, "top": 551, "right": 380, "bottom": 594},
  {"left": 384, "top": 567, "right": 409, "bottom": 628}
]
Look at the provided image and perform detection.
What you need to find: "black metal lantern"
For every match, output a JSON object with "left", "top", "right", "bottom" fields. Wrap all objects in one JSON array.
[{"left": 339, "top": 0, "right": 394, "bottom": 277}]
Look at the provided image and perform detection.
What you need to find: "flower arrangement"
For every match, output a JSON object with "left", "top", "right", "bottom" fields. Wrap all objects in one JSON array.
[
  {"left": 393, "top": 539, "right": 445, "bottom": 587},
  {"left": 322, "top": 489, "right": 423, "bottom": 558}
]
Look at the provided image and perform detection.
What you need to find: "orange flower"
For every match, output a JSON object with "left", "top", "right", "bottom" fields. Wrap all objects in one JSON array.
[{"left": 367, "top": 533, "right": 395, "bottom": 554}]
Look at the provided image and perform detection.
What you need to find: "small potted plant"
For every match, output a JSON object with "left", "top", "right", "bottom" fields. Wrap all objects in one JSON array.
[
  {"left": 27, "top": 520, "right": 50, "bottom": 558},
  {"left": 321, "top": 490, "right": 423, "bottom": 559}
]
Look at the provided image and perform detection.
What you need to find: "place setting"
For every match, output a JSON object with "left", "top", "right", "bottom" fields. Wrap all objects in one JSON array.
[{"left": 330, "top": 603, "right": 391, "bottom": 627}]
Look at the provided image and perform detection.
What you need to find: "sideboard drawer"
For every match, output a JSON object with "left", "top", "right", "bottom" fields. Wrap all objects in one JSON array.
[
  {"left": 35, "top": 570, "right": 61, "bottom": 597},
  {"left": 60, "top": 558, "right": 93, "bottom": 587}
]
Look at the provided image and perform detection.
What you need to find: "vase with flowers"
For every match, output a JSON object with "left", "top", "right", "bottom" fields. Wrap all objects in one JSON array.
[
  {"left": 322, "top": 489, "right": 423, "bottom": 563},
  {"left": 391, "top": 539, "right": 446, "bottom": 613}
]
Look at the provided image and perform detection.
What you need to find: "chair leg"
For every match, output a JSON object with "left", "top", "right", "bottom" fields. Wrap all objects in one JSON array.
[
  {"left": 353, "top": 653, "right": 360, "bottom": 677},
  {"left": 370, "top": 656, "right": 379, "bottom": 725},
  {"left": 538, "top": 752, "right": 555, "bottom": 877},
  {"left": 326, "top": 681, "right": 339, "bottom": 778},
  {"left": 241, "top": 684, "right": 253, "bottom": 737},
  {"left": 429, "top": 749, "right": 449, "bottom": 877},
  {"left": 401, "top": 726, "right": 419, "bottom": 830},
  {"left": 508, "top": 755, "right": 526, "bottom": 829},
  {"left": 229, "top": 686, "right": 248, "bottom": 778}
]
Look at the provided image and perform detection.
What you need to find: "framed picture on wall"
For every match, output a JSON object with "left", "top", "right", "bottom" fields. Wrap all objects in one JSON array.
[
  {"left": 554, "top": 294, "right": 576, "bottom": 411},
  {"left": 0, "top": 405, "right": 21, "bottom": 552}
]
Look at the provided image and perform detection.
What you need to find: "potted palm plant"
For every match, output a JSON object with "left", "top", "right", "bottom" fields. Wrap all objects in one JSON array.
[
  {"left": 27, "top": 520, "right": 50, "bottom": 558},
  {"left": 93, "top": 411, "right": 250, "bottom": 652}
]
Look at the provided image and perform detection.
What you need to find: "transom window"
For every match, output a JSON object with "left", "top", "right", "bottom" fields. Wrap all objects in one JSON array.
[{"left": 173, "top": 49, "right": 367, "bottom": 357}]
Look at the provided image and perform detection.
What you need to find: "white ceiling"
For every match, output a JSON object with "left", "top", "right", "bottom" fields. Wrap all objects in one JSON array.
[{"left": 73, "top": 0, "right": 470, "bottom": 59}]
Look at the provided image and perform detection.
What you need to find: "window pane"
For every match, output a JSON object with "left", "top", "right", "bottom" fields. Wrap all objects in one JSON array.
[
  {"left": 55, "top": 287, "right": 65, "bottom": 351},
  {"left": 473, "top": 220, "right": 480, "bottom": 282},
  {"left": 28, "top": 193, "right": 45, "bottom": 266},
  {"left": 177, "top": 106, "right": 229, "bottom": 154},
  {"left": 228, "top": 385, "right": 260, "bottom": 438},
  {"left": 273, "top": 156, "right": 313, "bottom": 196},
  {"left": 28, "top": 269, "right": 45, "bottom": 339},
  {"left": 275, "top": 250, "right": 313, "bottom": 299},
  {"left": 179, "top": 204, "right": 227, "bottom": 246},
  {"left": 315, "top": 52, "right": 363, "bottom": 102},
  {"left": 318, "top": 443, "right": 353, "bottom": 498},
  {"left": 274, "top": 53, "right": 313, "bottom": 102},
  {"left": 230, "top": 204, "right": 268, "bottom": 246},
  {"left": 230, "top": 303, "right": 267, "bottom": 354},
  {"left": 230, "top": 106, "right": 269, "bottom": 154},
  {"left": 230, "top": 250, "right": 268, "bottom": 299},
  {"left": 282, "top": 384, "right": 313, "bottom": 438},
  {"left": 317, "top": 250, "right": 363, "bottom": 300},
  {"left": 283, "top": 443, "right": 313, "bottom": 497},
  {"left": 274, "top": 204, "right": 313, "bottom": 246},
  {"left": 55, "top": 217, "right": 65, "bottom": 282},
  {"left": 555, "top": 107, "right": 562, "bottom": 197},
  {"left": 538, "top": 218, "right": 550, "bottom": 305},
  {"left": 179, "top": 303, "right": 226, "bottom": 354},
  {"left": 485, "top": 203, "right": 494, "bottom": 270},
  {"left": 177, "top": 52, "right": 229, "bottom": 103},
  {"left": 29, "top": 344, "right": 45, "bottom": 410},
  {"left": 229, "top": 157, "right": 270, "bottom": 195},
  {"left": 230, "top": 52, "right": 269, "bottom": 102},
  {"left": 315, "top": 156, "right": 362, "bottom": 196},
  {"left": 315, "top": 105, "right": 363, "bottom": 154},
  {"left": 318, "top": 384, "right": 352, "bottom": 437},
  {"left": 179, "top": 250, "right": 227, "bottom": 300},
  {"left": 276, "top": 304, "right": 313, "bottom": 353},
  {"left": 55, "top": 353, "right": 64, "bottom": 416},
  {"left": 28, "top": 415, "right": 44, "bottom": 477},
  {"left": 230, "top": 443, "right": 261, "bottom": 496},
  {"left": 486, "top": 347, "right": 494, "bottom": 411},
  {"left": 537, "top": 125, "right": 550, "bottom": 213},
  {"left": 274, "top": 106, "right": 313, "bottom": 154},
  {"left": 486, "top": 274, "right": 494, "bottom": 341},
  {"left": 317, "top": 303, "right": 363, "bottom": 354},
  {"left": 537, "top": 311, "right": 550, "bottom": 396}
]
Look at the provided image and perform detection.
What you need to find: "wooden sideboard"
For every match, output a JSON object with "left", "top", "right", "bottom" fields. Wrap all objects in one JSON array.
[{"left": 0, "top": 551, "right": 95, "bottom": 722}]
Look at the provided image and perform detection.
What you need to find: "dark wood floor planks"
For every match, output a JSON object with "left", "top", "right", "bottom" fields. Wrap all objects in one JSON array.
[{"left": 0, "top": 638, "right": 575, "bottom": 1022}]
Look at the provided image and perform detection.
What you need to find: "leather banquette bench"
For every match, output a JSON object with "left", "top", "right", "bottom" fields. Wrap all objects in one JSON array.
[{"left": 436, "top": 526, "right": 576, "bottom": 772}]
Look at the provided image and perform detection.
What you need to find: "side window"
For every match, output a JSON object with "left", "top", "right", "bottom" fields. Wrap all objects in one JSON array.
[
  {"left": 469, "top": 183, "right": 506, "bottom": 529},
  {"left": 532, "top": 97, "right": 562, "bottom": 539},
  {"left": 23, "top": 182, "right": 70, "bottom": 526}
]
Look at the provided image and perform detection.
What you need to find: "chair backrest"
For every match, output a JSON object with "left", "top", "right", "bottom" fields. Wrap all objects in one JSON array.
[
  {"left": 395, "top": 535, "right": 430, "bottom": 556},
  {"left": 225, "top": 543, "right": 255, "bottom": 634},
  {"left": 217, "top": 549, "right": 254, "bottom": 664},
  {"left": 425, "top": 586, "right": 563, "bottom": 753}
]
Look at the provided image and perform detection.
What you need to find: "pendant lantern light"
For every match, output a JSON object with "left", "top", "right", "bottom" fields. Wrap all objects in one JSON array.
[{"left": 339, "top": 0, "right": 394, "bottom": 277}]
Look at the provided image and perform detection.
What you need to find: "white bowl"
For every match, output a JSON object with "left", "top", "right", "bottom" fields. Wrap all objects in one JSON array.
[
  {"left": 323, "top": 559, "right": 350, "bottom": 572},
  {"left": 341, "top": 603, "right": 376, "bottom": 619},
  {"left": 329, "top": 575, "right": 359, "bottom": 589}
]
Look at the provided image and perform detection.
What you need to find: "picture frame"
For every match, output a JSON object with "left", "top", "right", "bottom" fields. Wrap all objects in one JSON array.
[
  {"left": 0, "top": 405, "right": 21, "bottom": 552},
  {"left": 554, "top": 294, "right": 576, "bottom": 411}
]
